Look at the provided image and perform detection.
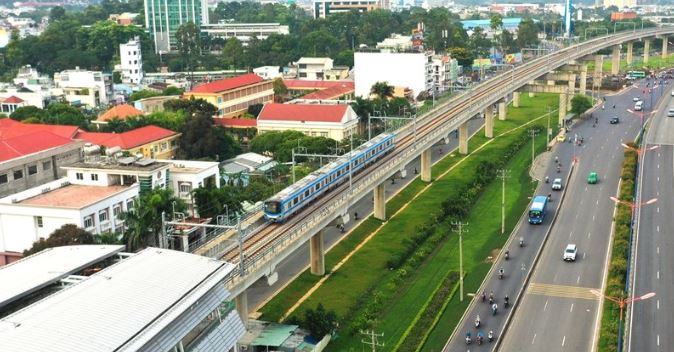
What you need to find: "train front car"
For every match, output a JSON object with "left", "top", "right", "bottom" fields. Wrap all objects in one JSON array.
[{"left": 263, "top": 198, "right": 284, "bottom": 222}]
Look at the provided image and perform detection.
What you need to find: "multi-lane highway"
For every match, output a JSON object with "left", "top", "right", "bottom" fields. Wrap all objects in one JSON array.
[
  {"left": 628, "top": 80, "right": 674, "bottom": 352},
  {"left": 497, "top": 85, "right": 649, "bottom": 351}
]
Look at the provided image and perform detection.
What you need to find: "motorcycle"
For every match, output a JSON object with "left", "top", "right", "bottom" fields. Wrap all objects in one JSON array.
[
  {"left": 519, "top": 237, "right": 524, "bottom": 247},
  {"left": 545, "top": 176, "right": 549, "bottom": 183},
  {"left": 498, "top": 269, "right": 504, "bottom": 280},
  {"left": 477, "top": 335, "right": 483, "bottom": 345},
  {"left": 505, "top": 250, "right": 510, "bottom": 260},
  {"left": 465, "top": 335, "right": 472, "bottom": 345},
  {"left": 475, "top": 318, "right": 481, "bottom": 328},
  {"left": 488, "top": 331, "right": 494, "bottom": 343},
  {"left": 504, "top": 296, "right": 510, "bottom": 308},
  {"left": 492, "top": 304, "right": 498, "bottom": 315}
]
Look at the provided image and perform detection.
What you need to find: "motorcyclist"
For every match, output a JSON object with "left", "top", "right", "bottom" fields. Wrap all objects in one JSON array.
[
  {"left": 475, "top": 315, "right": 481, "bottom": 328},
  {"left": 545, "top": 176, "right": 549, "bottom": 183},
  {"left": 354, "top": 212, "right": 358, "bottom": 220},
  {"left": 504, "top": 295, "right": 510, "bottom": 308},
  {"left": 519, "top": 237, "right": 524, "bottom": 247},
  {"left": 488, "top": 330, "right": 494, "bottom": 342},
  {"left": 505, "top": 250, "right": 510, "bottom": 260},
  {"left": 482, "top": 290, "right": 486, "bottom": 302},
  {"left": 492, "top": 303, "right": 498, "bottom": 315},
  {"left": 466, "top": 331, "right": 472, "bottom": 345},
  {"left": 489, "top": 291, "right": 495, "bottom": 303},
  {"left": 477, "top": 331, "right": 484, "bottom": 345},
  {"left": 498, "top": 267, "right": 504, "bottom": 279}
]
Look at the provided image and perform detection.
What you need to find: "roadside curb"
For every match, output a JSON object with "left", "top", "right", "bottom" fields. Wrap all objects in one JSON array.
[{"left": 492, "top": 160, "right": 576, "bottom": 351}]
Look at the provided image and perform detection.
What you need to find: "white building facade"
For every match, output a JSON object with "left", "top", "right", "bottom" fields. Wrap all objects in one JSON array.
[
  {"left": 200, "top": 23, "right": 289, "bottom": 45},
  {"left": 120, "top": 37, "right": 144, "bottom": 84},
  {"left": 53, "top": 68, "right": 113, "bottom": 107},
  {"left": 296, "top": 57, "right": 334, "bottom": 80},
  {"left": 158, "top": 159, "right": 220, "bottom": 214},
  {"left": 354, "top": 50, "right": 433, "bottom": 99}
]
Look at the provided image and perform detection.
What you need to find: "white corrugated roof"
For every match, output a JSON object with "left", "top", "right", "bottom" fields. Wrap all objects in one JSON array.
[
  {"left": 0, "top": 248, "right": 236, "bottom": 352},
  {"left": 0, "top": 245, "right": 125, "bottom": 310}
]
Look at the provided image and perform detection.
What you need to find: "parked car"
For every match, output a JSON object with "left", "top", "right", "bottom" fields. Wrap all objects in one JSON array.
[
  {"left": 610, "top": 117, "right": 620, "bottom": 124},
  {"left": 563, "top": 244, "right": 578, "bottom": 262},
  {"left": 633, "top": 96, "right": 641, "bottom": 102},
  {"left": 552, "top": 178, "right": 563, "bottom": 190},
  {"left": 588, "top": 172, "right": 598, "bottom": 184}
]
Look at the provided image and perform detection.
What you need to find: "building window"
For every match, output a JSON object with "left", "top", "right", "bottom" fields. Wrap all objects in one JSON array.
[
  {"left": 91, "top": 174, "right": 99, "bottom": 181},
  {"left": 35, "top": 216, "right": 43, "bottom": 228},
  {"left": 28, "top": 165, "right": 38, "bottom": 175},
  {"left": 179, "top": 183, "right": 192, "bottom": 193},
  {"left": 0, "top": 174, "right": 7, "bottom": 184},
  {"left": 76, "top": 172, "right": 83, "bottom": 180},
  {"left": 84, "top": 215, "right": 94, "bottom": 229},
  {"left": 43, "top": 161, "right": 52, "bottom": 170},
  {"left": 99, "top": 209, "right": 109, "bottom": 222},
  {"left": 13, "top": 170, "right": 23, "bottom": 180},
  {"left": 126, "top": 198, "right": 135, "bottom": 210},
  {"left": 113, "top": 204, "right": 122, "bottom": 218}
]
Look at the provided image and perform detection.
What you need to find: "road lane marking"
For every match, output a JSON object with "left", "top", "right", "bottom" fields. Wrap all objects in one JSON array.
[
  {"left": 658, "top": 164, "right": 660, "bottom": 169},
  {"left": 597, "top": 199, "right": 599, "bottom": 205},
  {"left": 657, "top": 271, "right": 660, "bottom": 280},
  {"left": 657, "top": 246, "right": 660, "bottom": 254},
  {"left": 658, "top": 335, "right": 660, "bottom": 346},
  {"left": 657, "top": 225, "right": 660, "bottom": 232},
  {"left": 657, "top": 299, "right": 660, "bottom": 310},
  {"left": 588, "top": 232, "right": 592, "bottom": 239},
  {"left": 658, "top": 176, "right": 660, "bottom": 182},
  {"left": 593, "top": 215, "right": 595, "bottom": 221},
  {"left": 571, "top": 303, "right": 574, "bottom": 312},
  {"left": 532, "top": 333, "right": 537, "bottom": 344},
  {"left": 544, "top": 300, "right": 548, "bottom": 311},
  {"left": 527, "top": 283, "right": 600, "bottom": 300},
  {"left": 657, "top": 191, "right": 660, "bottom": 196},
  {"left": 583, "top": 252, "right": 586, "bottom": 259},
  {"left": 577, "top": 275, "right": 581, "bottom": 284},
  {"left": 562, "top": 336, "right": 566, "bottom": 347}
]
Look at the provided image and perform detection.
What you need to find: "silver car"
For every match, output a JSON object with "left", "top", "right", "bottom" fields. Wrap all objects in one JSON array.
[{"left": 552, "top": 178, "right": 563, "bottom": 190}]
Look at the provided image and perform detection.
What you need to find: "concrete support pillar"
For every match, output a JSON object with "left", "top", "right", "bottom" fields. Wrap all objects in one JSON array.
[
  {"left": 611, "top": 45, "right": 621, "bottom": 75},
  {"left": 662, "top": 37, "right": 668, "bottom": 58},
  {"left": 567, "top": 74, "right": 575, "bottom": 111},
  {"left": 374, "top": 182, "right": 386, "bottom": 221},
  {"left": 485, "top": 107, "right": 494, "bottom": 139},
  {"left": 310, "top": 230, "right": 325, "bottom": 276},
  {"left": 529, "top": 81, "right": 535, "bottom": 97},
  {"left": 420, "top": 148, "right": 431, "bottom": 182},
  {"left": 626, "top": 42, "right": 633, "bottom": 65},
  {"left": 235, "top": 291, "right": 248, "bottom": 324},
  {"left": 579, "top": 65, "right": 587, "bottom": 96},
  {"left": 559, "top": 92, "right": 567, "bottom": 126},
  {"left": 513, "top": 92, "right": 520, "bottom": 107},
  {"left": 459, "top": 122, "right": 469, "bottom": 155},
  {"left": 498, "top": 101, "right": 507, "bottom": 121},
  {"left": 645, "top": 39, "right": 651, "bottom": 64},
  {"left": 594, "top": 55, "right": 603, "bottom": 88}
]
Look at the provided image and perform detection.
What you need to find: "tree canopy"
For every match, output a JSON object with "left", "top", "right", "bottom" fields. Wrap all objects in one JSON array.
[
  {"left": 121, "top": 188, "right": 186, "bottom": 251},
  {"left": 23, "top": 224, "right": 96, "bottom": 256},
  {"left": 250, "top": 130, "right": 338, "bottom": 162}
]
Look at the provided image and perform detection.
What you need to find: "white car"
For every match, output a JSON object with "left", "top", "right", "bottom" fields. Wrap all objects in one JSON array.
[
  {"left": 563, "top": 244, "right": 578, "bottom": 262},
  {"left": 671, "top": 90, "right": 674, "bottom": 96},
  {"left": 633, "top": 96, "right": 641, "bottom": 102},
  {"left": 552, "top": 178, "right": 563, "bottom": 190}
]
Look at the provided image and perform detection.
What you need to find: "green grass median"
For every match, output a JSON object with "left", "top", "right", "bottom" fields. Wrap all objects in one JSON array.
[{"left": 259, "top": 94, "right": 558, "bottom": 350}]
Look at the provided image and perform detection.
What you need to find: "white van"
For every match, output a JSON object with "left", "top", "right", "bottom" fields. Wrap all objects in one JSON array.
[{"left": 635, "top": 101, "right": 643, "bottom": 111}]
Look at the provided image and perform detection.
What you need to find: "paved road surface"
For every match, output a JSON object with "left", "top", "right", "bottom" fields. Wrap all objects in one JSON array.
[
  {"left": 498, "top": 82, "right": 667, "bottom": 352},
  {"left": 628, "top": 80, "right": 674, "bottom": 352},
  {"left": 246, "top": 118, "right": 485, "bottom": 313}
]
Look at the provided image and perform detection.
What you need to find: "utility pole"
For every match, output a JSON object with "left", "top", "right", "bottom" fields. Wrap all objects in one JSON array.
[
  {"left": 546, "top": 105, "right": 552, "bottom": 147},
  {"left": 452, "top": 221, "right": 468, "bottom": 302},
  {"left": 496, "top": 169, "right": 511, "bottom": 235},
  {"left": 360, "top": 330, "right": 384, "bottom": 351},
  {"left": 529, "top": 129, "right": 539, "bottom": 173}
]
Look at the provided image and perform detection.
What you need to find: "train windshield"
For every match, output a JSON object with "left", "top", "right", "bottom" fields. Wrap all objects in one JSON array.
[{"left": 264, "top": 201, "right": 282, "bottom": 214}]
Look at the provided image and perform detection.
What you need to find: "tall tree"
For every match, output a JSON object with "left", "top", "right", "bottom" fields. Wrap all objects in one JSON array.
[
  {"left": 221, "top": 37, "right": 244, "bottom": 68},
  {"left": 516, "top": 18, "right": 540, "bottom": 49},
  {"left": 23, "top": 224, "right": 96, "bottom": 256},
  {"left": 49, "top": 6, "right": 66, "bottom": 22},
  {"left": 121, "top": 188, "right": 186, "bottom": 251},
  {"left": 175, "top": 22, "right": 202, "bottom": 84},
  {"left": 370, "top": 81, "right": 394, "bottom": 100}
]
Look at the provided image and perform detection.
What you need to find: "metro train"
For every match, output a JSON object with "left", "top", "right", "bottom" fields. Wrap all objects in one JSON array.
[{"left": 263, "top": 133, "right": 396, "bottom": 222}]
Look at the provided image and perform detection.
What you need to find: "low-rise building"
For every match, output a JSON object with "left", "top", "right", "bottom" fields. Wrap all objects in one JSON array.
[
  {"left": 108, "top": 12, "right": 139, "bottom": 26},
  {"left": 296, "top": 57, "right": 334, "bottom": 80},
  {"left": 257, "top": 103, "right": 358, "bottom": 141},
  {"left": 313, "top": 0, "right": 382, "bottom": 18},
  {"left": 323, "top": 66, "right": 350, "bottom": 81},
  {"left": 253, "top": 66, "right": 283, "bottom": 80},
  {"left": 53, "top": 68, "right": 113, "bottom": 107},
  {"left": 0, "top": 96, "right": 27, "bottom": 114},
  {"left": 93, "top": 104, "right": 145, "bottom": 127},
  {"left": 183, "top": 73, "right": 274, "bottom": 118},
  {"left": 158, "top": 159, "right": 220, "bottom": 213},
  {"left": 119, "top": 36, "right": 143, "bottom": 85},
  {"left": 133, "top": 95, "right": 180, "bottom": 114},
  {"left": 76, "top": 125, "right": 181, "bottom": 160},
  {"left": 200, "top": 22, "right": 289, "bottom": 45},
  {"left": 221, "top": 152, "right": 277, "bottom": 187},
  {"left": 0, "top": 119, "right": 82, "bottom": 198}
]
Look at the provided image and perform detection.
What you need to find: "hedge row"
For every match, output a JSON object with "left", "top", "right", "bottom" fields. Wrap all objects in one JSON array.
[{"left": 597, "top": 143, "right": 639, "bottom": 352}]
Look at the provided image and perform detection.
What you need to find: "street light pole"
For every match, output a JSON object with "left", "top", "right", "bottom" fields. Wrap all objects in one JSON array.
[
  {"left": 546, "top": 105, "right": 552, "bottom": 147},
  {"left": 496, "top": 169, "right": 511, "bottom": 235},
  {"left": 529, "top": 129, "right": 539, "bottom": 172},
  {"left": 452, "top": 221, "right": 468, "bottom": 302},
  {"left": 591, "top": 289, "right": 656, "bottom": 352}
]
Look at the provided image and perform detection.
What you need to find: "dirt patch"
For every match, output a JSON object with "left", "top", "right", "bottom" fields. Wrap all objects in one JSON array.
[{"left": 485, "top": 248, "right": 502, "bottom": 264}]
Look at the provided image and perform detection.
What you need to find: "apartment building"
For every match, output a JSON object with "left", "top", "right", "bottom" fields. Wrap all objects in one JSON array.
[{"left": 182, "top": 73, "right": 274, "bottom": 118}]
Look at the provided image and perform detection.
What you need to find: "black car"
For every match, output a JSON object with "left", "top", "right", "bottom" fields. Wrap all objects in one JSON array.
[{"left": 610, "top": 117, "right": 620, "bottom": 124}]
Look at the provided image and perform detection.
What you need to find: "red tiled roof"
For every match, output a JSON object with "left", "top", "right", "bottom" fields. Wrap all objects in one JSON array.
[
  {"left": 283, "top": 80, "right": 354, "bottom": 90},
  {"left": 258, "top": 103, "right": 348, "bottom": 123},
  {"left": 0, "top": 118, "right": 80, "bottom": 139},
  {"left": 214, "top": 118, "right": 257, "bottom": 128},
  {"left": 75, "top": 125, "right": 177, "bottom": 149},
  {"left": 189, "top": 74, "right": 264, "bottom": 94},
  {"left": 97, "top": 104, "right": 144, "bottom": 122},
  {"left": 2, "top": 96, "right": 24, "bottom": 104},
  {"left": 301, "top": 83, "right": 355, "bottom": 100},
  {"left": 0, "top": 130, "right": 75, "bottom": 162}
]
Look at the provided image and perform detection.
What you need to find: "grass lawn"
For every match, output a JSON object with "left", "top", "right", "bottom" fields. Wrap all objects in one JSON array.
[{"left": 258, "top": 94, "right": 558, "bottom": 349}]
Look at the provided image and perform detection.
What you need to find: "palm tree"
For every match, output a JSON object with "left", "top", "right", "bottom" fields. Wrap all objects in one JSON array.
[
  {"left": 370, "top": 81, "right": 395, "bottom": 100},
  {"left": 121, "top": 189, "right": 186, "bottom": 251}
]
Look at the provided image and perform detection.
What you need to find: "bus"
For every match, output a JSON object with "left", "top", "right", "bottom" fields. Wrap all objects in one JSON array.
[
  {"left": 528, "top": 195, "right": 548, "bottom": 224},
  {"left": 627, "top": 71, "right": 646, "bottom": 79}
]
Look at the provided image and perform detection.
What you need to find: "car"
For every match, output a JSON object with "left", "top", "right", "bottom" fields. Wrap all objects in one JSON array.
[
  {"left": 588, "top": 172, "right": 598, "bottom": 184},
  {"left": 634, "top": 101, "right": 643, "bottom": 111},
  {"left": 671, "top": 90, "right": 674, "bottom": 97},
  {"left": 633, "top": 96, "right": 641, "bottom": 102},
  {"left": 552, "top": 178, "right": 563, "bottom": 190},
  {"left": 563, "top": 244, "right": 578, "bottom": 262},
  {"left": 557, "top": 130, "right": 566, "bottom": 142},
  {"left": 668, "top": 108, "right": 674, "bottom": 117},
  {"left": 610, "top": 116, "right": 620, "bottom": 124}
]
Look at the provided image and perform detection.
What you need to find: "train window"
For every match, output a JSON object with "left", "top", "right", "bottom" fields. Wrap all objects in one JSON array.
[
  {"left": 305, "top": 190, "right": 310, "bottom": 197},
  {"left": 315, "top": 184, "right": 320, "bottom": 191}
]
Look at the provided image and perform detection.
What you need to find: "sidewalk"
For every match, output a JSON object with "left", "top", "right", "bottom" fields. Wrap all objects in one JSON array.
[{"left": 530, "top": 151, "right": 552, "bottom": 181}]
